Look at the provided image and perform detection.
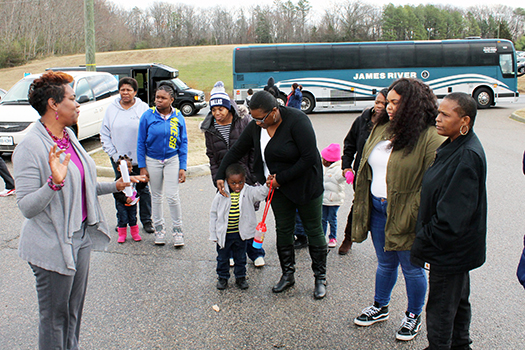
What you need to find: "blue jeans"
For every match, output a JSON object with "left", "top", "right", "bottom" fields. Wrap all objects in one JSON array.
[
  {"left": 295, "top": 211, "right": 306, "bottom": 237},
  {"left": 110, "top": 158, "right": 152, "bottom": 225},
  {"left": 116, "top": 201, "right": 137, "bottom": 228},
  {"left": 370, "top": 195, "right": 427, "bottom": 315},
  {"left": 322, "top": 205, "right": 339, "bottom": 240},
  {"left": 217, "top": 232, "right": 247, "bottom": 280}
]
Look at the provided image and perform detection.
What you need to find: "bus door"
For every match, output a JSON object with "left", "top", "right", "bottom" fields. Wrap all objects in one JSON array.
[{"left": 132, "top": 69, "right": 149, "bottom": 105}]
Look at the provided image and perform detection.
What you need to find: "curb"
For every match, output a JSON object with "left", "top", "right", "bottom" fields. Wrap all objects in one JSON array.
[
  {"left": 88, "top": 147, "right": 211, "bottom": 179},
  {"left": 510, "top": 111, "right": 525, "bottom": 123}
]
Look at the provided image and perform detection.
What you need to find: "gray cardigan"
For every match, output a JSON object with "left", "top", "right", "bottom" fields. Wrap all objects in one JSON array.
[
  {"left": 209, "top": 184, "right": 269, "bottom": 249},
  {"left": 13, "top": 121, "right": 117, "bottom": 276}
]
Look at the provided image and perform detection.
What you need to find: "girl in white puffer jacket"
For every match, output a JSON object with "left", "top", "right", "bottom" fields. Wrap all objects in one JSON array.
[{"left": 321, "top": 143, "right": 346, "bottom": 248}]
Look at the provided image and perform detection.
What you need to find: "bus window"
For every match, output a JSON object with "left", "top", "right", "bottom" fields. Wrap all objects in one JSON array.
[
  {"left": 360, "top": 45, "right": 387, "bottom": 69},
  {"left": 388, "top": 44, "right": 415, "bottom": 68},
  {"left": 332, "top": 45, "right": 359, "bottom": 70},
  {"left": 443, "top": 43, "right": 470, "bottom": 66},
  {"left": 278, "top": 46, "right": 306, "bottom": 71},
  {"left": 234, "top": 49, "right": 251, "bottom": 73},
  {"left": 470, "top": 42, "right": 498, "bottom": 66},
  {"left": 499, "top": 54, "right": 514, "bottom": 76},
  {"left": 305, "top": 45, "right": 332, "bottom": 70},
  {"left": 251, "top": 47, "right": 279, "bottom": 72},
  {"left": 415, "top": 43, "right": 442, "bottom": 67}
]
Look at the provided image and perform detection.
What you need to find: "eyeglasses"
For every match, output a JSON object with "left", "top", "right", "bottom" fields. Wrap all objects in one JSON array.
[{"left": 254, "top": 109, "right": 273, "bottom": 124}]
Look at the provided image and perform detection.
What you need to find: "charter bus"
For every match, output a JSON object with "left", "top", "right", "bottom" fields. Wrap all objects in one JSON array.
[{"left": 233, "top": 39, "right": 518, "bottom": 113}]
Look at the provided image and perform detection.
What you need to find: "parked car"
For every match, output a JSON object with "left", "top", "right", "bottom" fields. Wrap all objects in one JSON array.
[
  {"left": 47, "top": 63, "right": 207, "bottom": 116},
  {"left": 518, "top": 62, "right": 525, "bottom": 77},
  {"left": 0, "top": 71, "right": 118, "bottom": 152}
]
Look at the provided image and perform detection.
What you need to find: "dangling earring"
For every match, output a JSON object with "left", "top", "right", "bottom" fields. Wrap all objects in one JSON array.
[
  {"left": 55, "top": 110, "right": 59, "bottom": 120},
  {"left": 460, "top": 125, "right": 469, "bottom": 135}
]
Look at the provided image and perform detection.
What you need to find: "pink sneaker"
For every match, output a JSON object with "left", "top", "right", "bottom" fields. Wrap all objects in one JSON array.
[{"left": 328, "top": 238, "right": 337, "bottom": 248}]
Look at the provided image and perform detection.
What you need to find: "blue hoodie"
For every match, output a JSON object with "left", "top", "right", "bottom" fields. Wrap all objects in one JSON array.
[{"left": 137, "top": 107, "right": 188, "bottom": 170}]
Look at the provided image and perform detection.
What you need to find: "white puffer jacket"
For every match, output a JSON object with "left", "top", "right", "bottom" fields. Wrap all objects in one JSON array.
[{"left": 323, "top": 160, "right": 346, "bottom": 206}]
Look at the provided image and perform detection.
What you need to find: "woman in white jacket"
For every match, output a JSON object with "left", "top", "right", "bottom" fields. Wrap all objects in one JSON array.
[{"left": 321, "top": 143, "right": 346, "bottom": 248}]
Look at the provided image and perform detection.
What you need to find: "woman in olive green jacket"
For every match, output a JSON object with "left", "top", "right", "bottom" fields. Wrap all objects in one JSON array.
[{"left": 351, "top": 78, "right": 445, "bottom": 342}]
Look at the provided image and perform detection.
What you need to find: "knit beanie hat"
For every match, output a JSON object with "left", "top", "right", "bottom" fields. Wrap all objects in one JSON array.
[
  {"left": 321, "top": 143, "right": 341, "bottom": 162},
  {"left": 209, "top": 81, "right": 231, "bottom": 110}
]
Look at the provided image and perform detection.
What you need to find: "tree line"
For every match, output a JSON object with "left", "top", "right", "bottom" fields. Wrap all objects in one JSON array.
[{"left": 0, "top": 0, "right": 523, "bottom": 68}]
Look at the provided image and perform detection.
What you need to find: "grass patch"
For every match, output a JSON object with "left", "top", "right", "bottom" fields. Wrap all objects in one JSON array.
[
  {"left": 518, "top": 75, "right": 525, "bottom": 93},
  {"left": 90, "top": 117, "right": 208, "bottom": 168},
  {"left": 0, "top": 45, "right": 236, "bottom": 96}
]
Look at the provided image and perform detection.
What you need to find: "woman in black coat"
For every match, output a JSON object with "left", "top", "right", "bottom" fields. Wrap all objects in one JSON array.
[
  {"left": 411, "top": 92, "right": 487, "bottom": 350},
  {"left": 215, "top": 91, "right": 327, "bottom": 299}
]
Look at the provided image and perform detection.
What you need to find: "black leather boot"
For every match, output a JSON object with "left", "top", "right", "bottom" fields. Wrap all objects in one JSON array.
[
  {"left": 309, "top": 244, "right": 328, "bottom": 299},
  {"left": 272, "top": 244, "right": 295, "bottom": 293}
]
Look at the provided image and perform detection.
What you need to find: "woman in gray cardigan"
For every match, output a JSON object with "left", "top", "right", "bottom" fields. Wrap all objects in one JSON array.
[{"left": 13, "top": 71, "right": 144, "bottom": 350}]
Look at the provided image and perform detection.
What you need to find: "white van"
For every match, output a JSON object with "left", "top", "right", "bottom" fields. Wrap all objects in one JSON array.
[{"left": 0, "top": 71, "right": 118, "bottom": 152}]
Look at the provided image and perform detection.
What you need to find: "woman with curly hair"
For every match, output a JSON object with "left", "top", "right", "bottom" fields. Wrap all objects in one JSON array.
[
  {"left": 13, "top": 71, "right": 144, "bottom": 349},
  {"left": 351, "top": 78, "right": 444, "bottom": 341}
]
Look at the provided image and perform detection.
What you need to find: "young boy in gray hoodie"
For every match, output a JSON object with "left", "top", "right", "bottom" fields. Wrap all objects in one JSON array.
[{"left": 210, "top": 163, "right": 269, "bottom": 290}]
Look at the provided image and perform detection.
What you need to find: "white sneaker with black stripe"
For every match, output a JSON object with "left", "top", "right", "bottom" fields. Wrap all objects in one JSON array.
[
  {"left": 396, "top": 311, "right": 422, "bottom": 341},
  {"left": 354, "top": 302, "right": 389, "bottom": 326}
]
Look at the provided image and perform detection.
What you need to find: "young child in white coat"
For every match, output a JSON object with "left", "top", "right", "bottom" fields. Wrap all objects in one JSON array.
[
  {"left": 209, "top": 163, "right": 269, "bottom": 290},
  {"left": 321, "top": 143, "right": 346, "bottom": 248}
]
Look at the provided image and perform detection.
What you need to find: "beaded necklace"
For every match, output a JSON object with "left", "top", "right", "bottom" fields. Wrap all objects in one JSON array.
[{"left": 41, "top": 120, "right": 70, "bottom": 150}]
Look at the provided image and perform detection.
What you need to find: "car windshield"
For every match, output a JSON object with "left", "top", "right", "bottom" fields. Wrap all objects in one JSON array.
[
  {"left": 1, "top": 79, "right": 34, "bottom": 104},
  {"left": 1, "top": 78, "right": 75, "bottom": 104},
  {"left": 171, "top": 78, "right": 189, "bottom": 90}
]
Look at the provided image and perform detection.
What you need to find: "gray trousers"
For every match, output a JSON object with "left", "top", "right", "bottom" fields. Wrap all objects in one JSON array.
[{"left": 30, "top": 223, "right": 92, "bottom": 350}]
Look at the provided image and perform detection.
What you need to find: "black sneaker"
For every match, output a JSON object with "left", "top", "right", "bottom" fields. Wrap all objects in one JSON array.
[
  {"left": 216, "top": 278, "right": 228, "bottom": 290},
  {"left": 294, "top": 235, "right": 308, "bottom": 249},
  {"left": 396, "top": 311, "right": 422, "bottom": 341},
  {"left": 235, "top": 277, "right": 249, "bottom": 290},
  {"left": 143, "top": 222, "right": 155, "bottom": 234},
  {"left": 354, "top": 302, "right": 389, "bottom": 326}
]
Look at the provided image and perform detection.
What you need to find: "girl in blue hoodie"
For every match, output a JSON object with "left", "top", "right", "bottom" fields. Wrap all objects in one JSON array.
[{"left": 137, "top": 84, "right": 188, "bottom": 247}]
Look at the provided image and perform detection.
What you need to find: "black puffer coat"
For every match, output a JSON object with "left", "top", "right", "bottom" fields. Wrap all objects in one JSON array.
[{"left": 200, "top": 110, "right": 255, "bottom": 186}]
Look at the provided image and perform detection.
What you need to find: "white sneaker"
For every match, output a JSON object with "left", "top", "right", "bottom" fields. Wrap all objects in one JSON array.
[
  {"left": 173, "top": 227, "right": 184, "bottom": 247},
  {"left": 154, "top": 226, "right": 166, "bottom": 245},
  {"left": 0, "top": 188, "right": 15, "bottom": 197},
  {"left": 229, "top": 258, "right": 234, "bottom": 267},
  {"left": 254, "top": 256, "right": 265, "bottom": 267}
]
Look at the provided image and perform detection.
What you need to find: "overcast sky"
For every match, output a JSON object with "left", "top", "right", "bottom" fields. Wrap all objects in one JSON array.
[{"left": 110, "top": 0, "right": 522, "bottom": 13}]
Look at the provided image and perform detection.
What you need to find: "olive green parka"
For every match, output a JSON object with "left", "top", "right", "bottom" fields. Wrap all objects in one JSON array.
[{"left": 351, "top": 121, "right": 445, "bottom": 251}]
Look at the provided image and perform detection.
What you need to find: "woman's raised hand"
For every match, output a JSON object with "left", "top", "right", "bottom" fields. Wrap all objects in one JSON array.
[
  {"left": 116, "top": 175, "right": 147, "bottom": 191},
  {"left": 217, "top": 179, "right": 228, "bottom": 197},
  {"left": 48, "top": 144, "right": 70, "bottom": 184}
]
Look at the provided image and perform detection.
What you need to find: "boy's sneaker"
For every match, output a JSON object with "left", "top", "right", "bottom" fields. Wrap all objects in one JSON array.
[
  {"left": 235, "top": 277, "right": 249, "bottom": 290},
  {"left": 396, "top": 311, "right": 422, "bottom": 341},
  {"left": 0, "top": 188, "right": 15, "bottom": 197},
  {"left": 173, "top": 227, "right": 184, "bottom": 247},
  {"left": 154, "top": 226, "right": 166, "bottom": 245},
  {"left": 216, "top": 278, "right": 228, "bottom": 290},
  {"left": 254, "top": 256, "right": 265, "bottom": 267},
  {"left": 229, "top": 258, "right": 235, "bottom": 267},
  {"left": 354, "top": 302, "right": 389, "bottom": 326},
  {"left": 328, "top": 238, "right": 337, "bottom": 248}
]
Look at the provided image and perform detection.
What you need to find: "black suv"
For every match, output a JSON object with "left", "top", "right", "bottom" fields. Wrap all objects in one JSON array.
[{"left": 47, "top": 63, "right": 207, "bottom": 116}]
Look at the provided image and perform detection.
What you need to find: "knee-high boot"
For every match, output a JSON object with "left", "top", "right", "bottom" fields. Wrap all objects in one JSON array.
[
  {"left": 309, "top": 244, "right": 328, "bottom": 299},
  {"left": 272, "top": 244, "right": 295, "bottom": 293}
]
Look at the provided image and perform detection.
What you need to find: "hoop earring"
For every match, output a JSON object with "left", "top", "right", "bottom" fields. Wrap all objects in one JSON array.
[{"left": 460, "top": 125, "right": 469, "bottom": 135}]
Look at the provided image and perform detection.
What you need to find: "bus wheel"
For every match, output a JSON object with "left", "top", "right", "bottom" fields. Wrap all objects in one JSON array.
[
  {"left": 70, "top": 124, "right": 79, "bottom": 137},
  {"left": 276, "top": 93, "right": 287, "bottom": 106},
  {"left": 301, "top": 93, "right": 315, "bottom": 114},
  {"left": 473, "top": 88, "right": 492, "bottom": 109},
  {"left": 180, "top": 103, "right": 196, "bottom": 116}
]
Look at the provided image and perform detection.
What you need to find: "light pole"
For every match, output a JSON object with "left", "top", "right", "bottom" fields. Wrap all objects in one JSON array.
[
  {"left": 84, "top": 0, "right": 96, "bottom": 71},
  {"left": 427, "top": 27, "right": 433, "bottom": 40}
]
